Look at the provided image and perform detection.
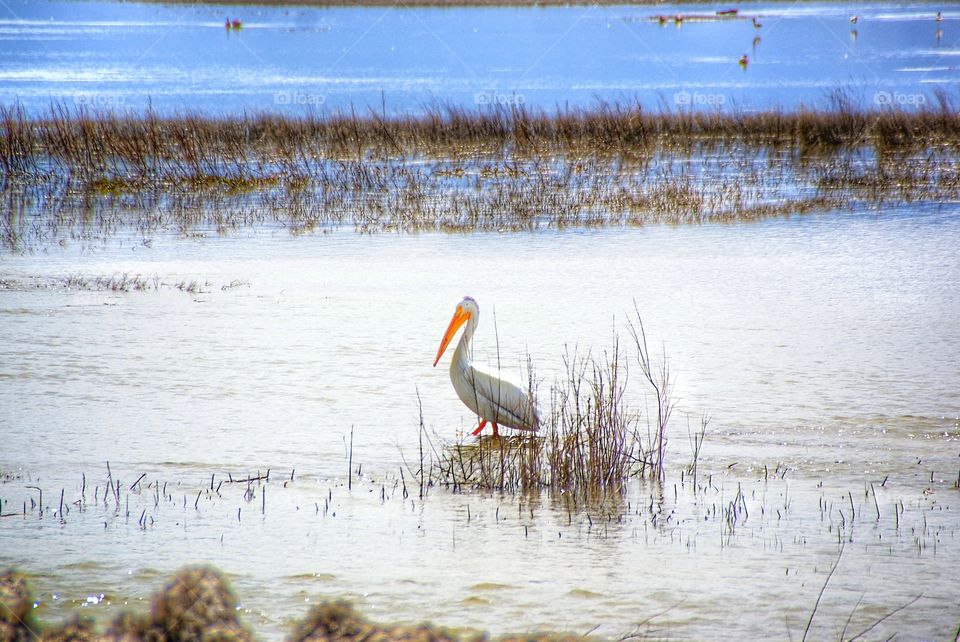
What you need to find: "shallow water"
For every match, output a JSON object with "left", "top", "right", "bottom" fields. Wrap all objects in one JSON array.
[
  {"left": 1, "top": 0, "right": 957, "bottom": 115},
  {"left": 1, "top": 205, "right": 959, "bottom": 639},
  {"left": 2, "top": 1, "right": 960, "bottom": 634}
]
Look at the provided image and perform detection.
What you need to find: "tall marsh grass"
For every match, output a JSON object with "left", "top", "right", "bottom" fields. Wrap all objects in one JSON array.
[
  {"left": 2, "top": 96, "right": 960, "bottom": 250},
  {"left": 4, "top": 96, "right": 960, "bottom": 177}
]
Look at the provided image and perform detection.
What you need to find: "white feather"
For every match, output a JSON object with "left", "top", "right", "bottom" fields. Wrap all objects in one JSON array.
[{"left": 436, "top": 297, "right": 539, "bottom": 433}]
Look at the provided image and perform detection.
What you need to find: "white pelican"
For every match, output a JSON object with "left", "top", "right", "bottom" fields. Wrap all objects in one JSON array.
[{"left": 432, "top": 296, "right": 539, "bottom": 437}]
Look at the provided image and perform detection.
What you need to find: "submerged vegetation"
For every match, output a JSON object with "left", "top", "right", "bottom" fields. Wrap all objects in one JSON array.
[
  {"left": 0, "top": 273, "right": 249, "bottom": 294},
  {"left": 2, "top": 450, "right": 949, "bottom": 639},
  {"left": 2, "top": 94, "right": 960, "bottom": 250}
]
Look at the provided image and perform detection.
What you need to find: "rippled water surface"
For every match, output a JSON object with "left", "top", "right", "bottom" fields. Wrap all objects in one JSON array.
[
  {"left": 1, "top": 205, "right": 959, "bottom": 639},
  {"left": 1, "top": 0, "right": 958, "bottom": 114}
]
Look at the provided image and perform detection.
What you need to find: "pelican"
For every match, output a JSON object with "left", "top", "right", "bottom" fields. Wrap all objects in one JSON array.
[{"left": 432, "top": 296, "right": 539, "bottom": 438}]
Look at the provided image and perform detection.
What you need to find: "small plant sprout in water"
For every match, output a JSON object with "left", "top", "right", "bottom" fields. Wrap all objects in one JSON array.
[{"left": 687, "top": 412, "right": 709, "bottom": 488}]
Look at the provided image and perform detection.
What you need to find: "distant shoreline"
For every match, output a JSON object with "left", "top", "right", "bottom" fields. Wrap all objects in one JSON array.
[{"left": 141, "top": 0, "right": 765, "bottom": 8}]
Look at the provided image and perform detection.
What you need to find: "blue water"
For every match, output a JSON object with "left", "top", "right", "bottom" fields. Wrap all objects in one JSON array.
[{"left": 0, "top": 0, "right": 956, "bottom": 116}]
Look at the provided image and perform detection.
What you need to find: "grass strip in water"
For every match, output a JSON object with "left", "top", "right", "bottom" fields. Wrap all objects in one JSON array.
[{"left": 2, "top": 94, "right": 960, "bottom": 250}]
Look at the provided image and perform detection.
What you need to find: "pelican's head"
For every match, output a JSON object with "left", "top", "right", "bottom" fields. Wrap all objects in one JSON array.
[{"left": 433, "top": 296, "right": 479, "bottom": 367}]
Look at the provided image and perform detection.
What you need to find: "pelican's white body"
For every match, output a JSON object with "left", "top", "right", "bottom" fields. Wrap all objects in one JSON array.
[{"left": 437, "top": 297, "right": 539, "bottom": 433}]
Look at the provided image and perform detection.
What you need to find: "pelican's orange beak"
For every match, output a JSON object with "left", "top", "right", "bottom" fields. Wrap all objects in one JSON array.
[{"left": 433, "top": 305, "right": 470, "bottom": 367}]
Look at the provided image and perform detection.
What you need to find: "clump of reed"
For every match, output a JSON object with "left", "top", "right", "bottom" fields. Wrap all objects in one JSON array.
[
  {"left": 542, "top": 341, "right": 642, "bottom": 491},
  {"left": 428, "top": 310, "right": 677, "bottom": 496},
  {"left": 63, "top": 272, "right": 156, "bottom": 292}
]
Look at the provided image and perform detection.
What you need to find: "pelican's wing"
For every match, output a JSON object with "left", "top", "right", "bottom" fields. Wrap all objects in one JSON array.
[{"left": 455, "top": 362, "right": 539, "bottom": 431}]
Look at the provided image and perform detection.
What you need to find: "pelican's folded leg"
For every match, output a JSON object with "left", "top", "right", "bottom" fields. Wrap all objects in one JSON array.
[{"left": 471, "top": 419, "right": 488, "bottom": 436}]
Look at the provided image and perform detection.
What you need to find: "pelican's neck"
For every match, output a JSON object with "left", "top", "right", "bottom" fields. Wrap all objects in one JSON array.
[{"left": 450, "top": 316, "right": 476, "bottom": 375}]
